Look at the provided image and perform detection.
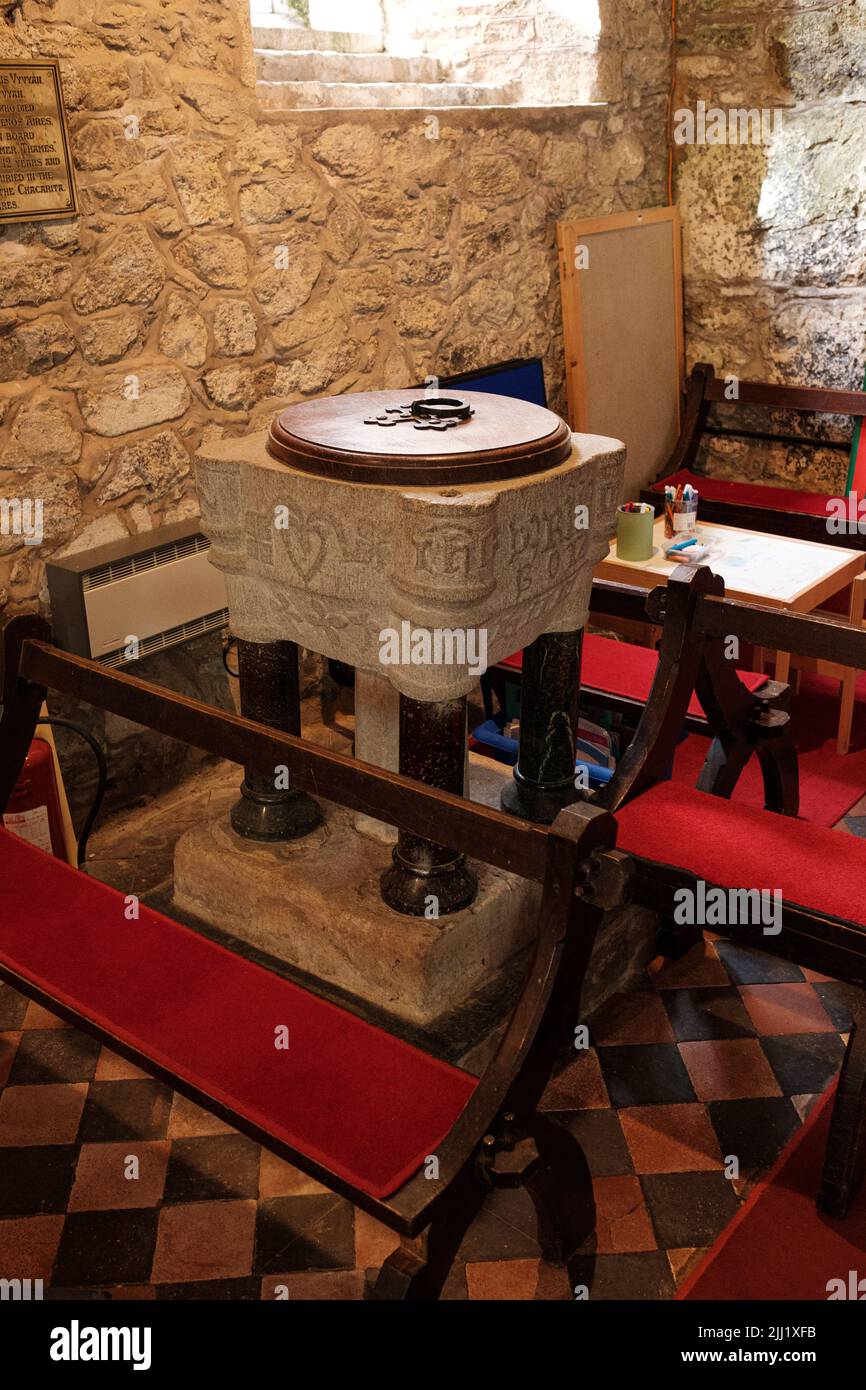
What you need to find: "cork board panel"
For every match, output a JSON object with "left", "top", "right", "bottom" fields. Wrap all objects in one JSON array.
[{"left": 557, "top": 208, "right": 684, "bottom": 501}]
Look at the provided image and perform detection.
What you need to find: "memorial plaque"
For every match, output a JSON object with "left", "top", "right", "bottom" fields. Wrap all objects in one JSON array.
[{"left": 0, "top": 60, "right": 77, "bottom": 224}]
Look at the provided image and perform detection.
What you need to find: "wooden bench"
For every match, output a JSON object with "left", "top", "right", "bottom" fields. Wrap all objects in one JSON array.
[
  {"left": 590, "top": 566, "right": 866, "bottom": 1217},
  {"left": 6, "top": 575, "right": 866, "bottom": 1279},
  {"left": 640, "top": 362, "right": 866, "bottom": 550},
  {"left": 0, "top": 613, "right": 626, "bottom": 1301}
]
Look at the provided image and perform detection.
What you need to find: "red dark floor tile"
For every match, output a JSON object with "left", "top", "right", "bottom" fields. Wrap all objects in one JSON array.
[
  {"left": 648, "top": 941, "right": 729, "bottom": 990},
  {"left": 94, "top": 1048, "right": 151, "bottom": 1083},
  {"left": 21, "top": 1001, "right": 69, "bottom": 1031},
  {"left": 589, "top": 1175, "right": 656, "bottom": 1254},
  {"left": 0, "top": 986, "right": 27, "bottom": 1032},
  {"left": 592, "top": 992, "right": 676, "bottom": 1047},
  {"left": 619, "top": 1104, "right": 723, "bottom": 1175},
  {"left": 678, "top": 1039, "right": 782, "bottom": 1101},
  {"left": 540, "top": 1049, "right": 609, "bottom": 1110},
  {"left": 0, "top": 1032, "right": 20, "bottom": 1088},
  {"left": 258, "top": 1149, "right": 329, "bottom": 1198},
  {"left": 68, "top": 1142, "right": 170, "bottom": 1212},
  {"left": 667, "top": 1246, "right": 711, "bottom": 1289},
  {"left": 353, "top": 1208, "right": 399, "bottom": 1269},
  {"left": 261, "top": 1270, "right": 366, "bottom": 1300},
  {"left": 0, "top": 1083, "right": 87, "bottom": 1147},
  {"left": 152, "top": 1200, "right": 256, "bottom": 1283},
  {"left": 167, "top": 1093, "right": 235, "bottom": 1139},
  {"left": 0, "top": 1214, "right": 64, "bottom": 1279},
  {"left": 465, "top": 1258, "right": 571, "bottom": 1300},
  {"left": 739, "top": 983, "right": 835, "bottom": 1035}
]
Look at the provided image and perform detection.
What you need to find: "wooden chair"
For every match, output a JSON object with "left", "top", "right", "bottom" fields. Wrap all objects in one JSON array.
[
  {"left": 0, "top": 612, "right": 631, "bottom": 1301},
  {"left": 640, "top": 362, "right": 866, "bottom": 551},
  {"left": 639, "top": 364, "right": 866, "bottom": 753},
  {"left": 593, "top": 566, "right": 866, "bottom": 1218}
]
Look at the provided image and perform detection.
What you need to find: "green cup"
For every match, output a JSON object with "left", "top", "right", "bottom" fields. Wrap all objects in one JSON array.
[{"left": 615, "top": 503, "right": 655, "bottom": 562}]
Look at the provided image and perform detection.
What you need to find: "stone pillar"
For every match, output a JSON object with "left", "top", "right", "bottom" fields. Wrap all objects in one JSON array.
[
  {"left": 501, "top": 629, "right": 583, "bottom": 825},
  {"left": 353, "top": 668, "right": 399, "bottom": 843},
  {"left": 230, "top": 638, "right": 322, "bottom": 841},
  {"left": 380, "top": 693, "right": 478, "bottom": 917}
]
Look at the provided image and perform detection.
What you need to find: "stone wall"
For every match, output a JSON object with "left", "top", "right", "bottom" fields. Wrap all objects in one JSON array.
[
  {"left": 0, "top": 0, "right": 670, "bottom": 808},
  {"left": 675, "top": 0, "right": 866, "bottom": 492}
]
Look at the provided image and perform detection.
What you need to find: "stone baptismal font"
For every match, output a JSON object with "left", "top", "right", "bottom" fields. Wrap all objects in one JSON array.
[{"left": 175, "top": 388, "right": 626, "bottom": 1030}]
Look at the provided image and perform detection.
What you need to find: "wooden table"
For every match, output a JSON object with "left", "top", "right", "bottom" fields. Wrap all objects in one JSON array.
[{"left": 595, "top": 517, "right": 866, "bottom": 752}]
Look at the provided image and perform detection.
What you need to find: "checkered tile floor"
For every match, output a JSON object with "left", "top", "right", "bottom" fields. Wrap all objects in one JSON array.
[{"left": 1, "top": 929, "right": 857, "bottom": 1299}]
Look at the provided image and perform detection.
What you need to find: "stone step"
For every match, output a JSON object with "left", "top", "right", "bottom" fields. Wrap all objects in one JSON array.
[
  {"left": 251, "top": 23, "right": 385, "bottom": 53},
  {"left": 256, "top": 79, "right": 518, "bottom": 109},
  {"left": 255, "top": 49, "right": 443, "bottom": 84}
]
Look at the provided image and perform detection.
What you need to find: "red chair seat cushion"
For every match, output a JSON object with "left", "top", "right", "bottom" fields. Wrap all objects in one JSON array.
[
  {"left": 0, "top": 830, "right": 476, "bottom": 1199},
  {"left": 650, "top": 468, "right": 832, "bottom": 519},
  {"left": 616, "top": 783, "right": 866, "bottom": 929},
  {"left": 501, "top": 636, "right": 767, "bottom": 718}
]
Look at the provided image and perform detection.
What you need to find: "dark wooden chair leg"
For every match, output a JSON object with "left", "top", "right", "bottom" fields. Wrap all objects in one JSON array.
[
  {"left": 755, "top": 729, "right": 800, "bottom": 816},
  {"left": 523, "top": 1113, "right": 595, "bottom": 1264},
  {"left": 818, "top": 1013, "right": 866, "bottom": 1218},
  {"left": 369, "top": 1163, "right": 488, "bottom": 1300},
  {"left": 694, "top": 635, "right": 799, "bottom": 815}
]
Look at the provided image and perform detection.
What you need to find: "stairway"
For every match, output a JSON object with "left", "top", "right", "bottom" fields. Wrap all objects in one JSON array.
[{"left": 253, "top": 19, "right": 517, "bottom": 109}]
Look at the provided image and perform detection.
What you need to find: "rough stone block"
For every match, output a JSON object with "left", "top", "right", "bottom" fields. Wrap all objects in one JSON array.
[{"left": 173, "top": 803, "right": 541, "bottom": 1026}]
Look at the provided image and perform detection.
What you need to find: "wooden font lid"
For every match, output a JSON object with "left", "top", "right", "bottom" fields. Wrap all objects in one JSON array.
[{"left": 267, "top": 389, "right": 572, "bottom": 486}]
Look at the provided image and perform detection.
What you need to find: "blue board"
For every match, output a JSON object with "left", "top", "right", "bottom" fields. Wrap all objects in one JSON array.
[{"left": 423, "top": 357, "right": 549, "bottom": 409}]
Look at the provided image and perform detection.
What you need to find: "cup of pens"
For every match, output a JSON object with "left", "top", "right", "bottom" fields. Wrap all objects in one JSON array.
[
  {"left": 615, "top": 501, "right": 655, "bottom": 562},
  {"left": 664, "top": 482, "right": 698, "bottom": 539}
]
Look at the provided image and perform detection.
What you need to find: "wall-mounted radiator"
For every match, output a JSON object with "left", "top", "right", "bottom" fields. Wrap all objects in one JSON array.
[{"left": 45, "top": 521, "right": 229, "bottom": 668}]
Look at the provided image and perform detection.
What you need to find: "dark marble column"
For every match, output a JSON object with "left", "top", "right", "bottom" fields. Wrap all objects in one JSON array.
[
  {"left": 380, "top": 693, "right": 478, "bottom": 917},
  {"left": 500, "top": 629, "right": 583, "bottom": 825},
  {"left": 230, "top": 638, "right": 322, "bottom": 842}
]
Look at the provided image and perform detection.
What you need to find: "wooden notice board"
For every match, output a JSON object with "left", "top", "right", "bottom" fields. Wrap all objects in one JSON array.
[
  {"left": 557, "top": 207, "right": 684, "bottom": 500},
  {"left": 0, "top": 60, "right": 78, "bottom": 224}
]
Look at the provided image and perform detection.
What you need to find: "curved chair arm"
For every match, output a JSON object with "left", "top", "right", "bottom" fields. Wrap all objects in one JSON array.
[{"left": 387, "top": 800, "right": 618, "bottom": 1230}]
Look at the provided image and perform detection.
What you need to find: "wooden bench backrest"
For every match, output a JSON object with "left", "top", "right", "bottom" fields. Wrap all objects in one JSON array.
[
  {"left": 1, "top": 617, "right": 550, "bottom": 884},
  {"left": 654, "top": 363, "right": 866, "bottom": 486},
  {"left": 702, "top": 368, "right": 866, "bottom": 419}
]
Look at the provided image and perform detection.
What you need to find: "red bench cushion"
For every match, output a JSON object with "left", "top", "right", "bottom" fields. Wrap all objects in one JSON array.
[
  {"left": 616, "top": 783, "right": 866, "bottom": 929},
  {"left": 0, "top": 830, "right": 476, "bottom": 1199},
  {"left": 650, "top": 468, "right": 832, "bottom": 519},
  {"left": 501, "top": 636, "right": 767, "bottom": 718}
]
